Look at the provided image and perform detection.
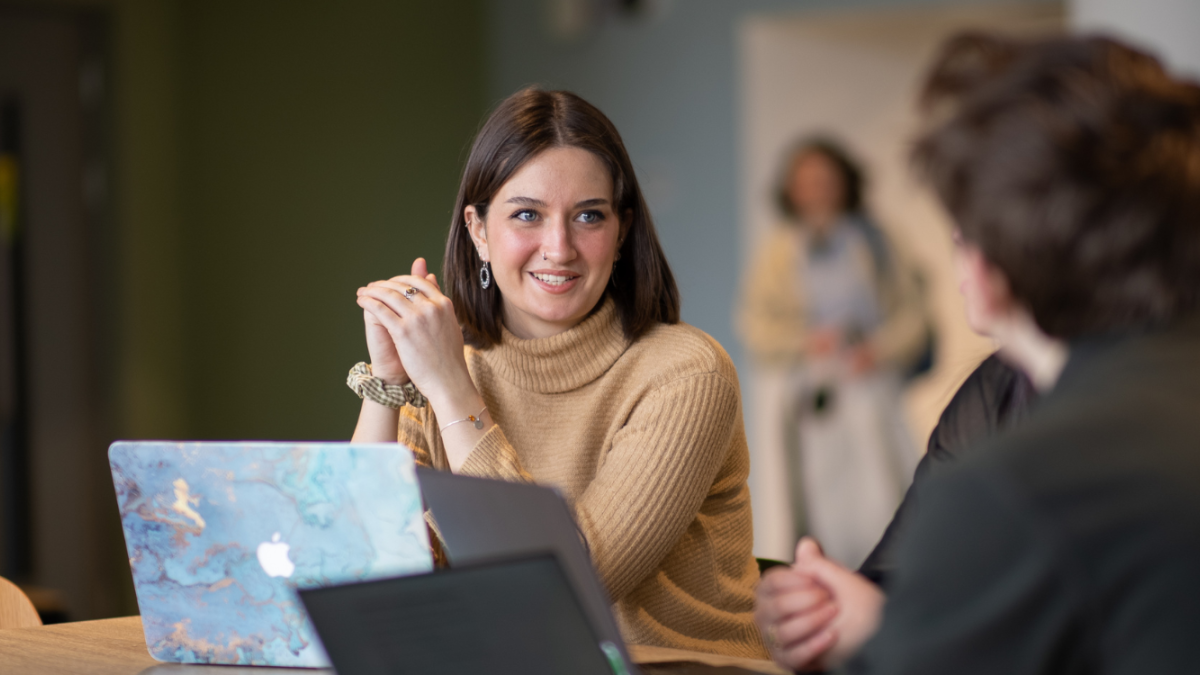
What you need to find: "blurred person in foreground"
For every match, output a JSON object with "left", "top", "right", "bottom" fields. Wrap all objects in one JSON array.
[
  {"left": 739, "top": 138, "right": 930, "bottom": 568},
  {"left": 350, "top": 88, "right": 767, "bottom": 657},
  {"left": 756, "top": 32, "right": 1200, "bottom": 673},
  {"left": 757, "top": 293, "right": 1042, "bottom": 668}
]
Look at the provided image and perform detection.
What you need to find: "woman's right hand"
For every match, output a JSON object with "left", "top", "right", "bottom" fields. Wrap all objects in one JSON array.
[{"left": 361, "top": 258, "right": 435, "bottom": 385}]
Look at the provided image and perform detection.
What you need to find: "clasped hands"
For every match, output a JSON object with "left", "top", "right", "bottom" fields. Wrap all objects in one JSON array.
[
  {"left": 807, "top": 327, "right": 876, "bottom": 376},
  {"left": 754, "top": 537, "right": 885, "bottom": 671},
  {"left": 355, "top": 258, "right": 482, "bottom": 417}
]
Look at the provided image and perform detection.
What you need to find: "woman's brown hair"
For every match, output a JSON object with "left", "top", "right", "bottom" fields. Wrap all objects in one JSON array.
[
  {"left": 444, "top": 88, "right": 680, "bottom": 348},
  {"left": 775, "top": 136, "right": 865, "bottom": 219},
  {"left": 913, "top": 32, "right": 1200, "bottom": 339}
]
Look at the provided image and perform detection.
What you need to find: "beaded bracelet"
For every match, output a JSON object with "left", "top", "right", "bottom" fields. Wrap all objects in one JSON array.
[{"left": 439, "top": 406, "right": 487, "bottom": 433}]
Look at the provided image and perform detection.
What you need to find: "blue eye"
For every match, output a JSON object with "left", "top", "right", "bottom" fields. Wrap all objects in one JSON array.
[
  {"left": 578, "top": 210, "right": 604, "bottom": 224},
  {"left": 513, "top": 209, "right": 537, "bottom": 222}
]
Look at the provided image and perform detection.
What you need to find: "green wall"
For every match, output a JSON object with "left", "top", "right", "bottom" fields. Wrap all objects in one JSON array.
[
  {"left": 11, "top": 0, "right": 485, "bottom": 618},
  {"left": 26, "top": 0, "right": 486, "bottom": 443},
  {"left": 177, "top": 1, "right": 485, "bottom": 440},
  {"left": 113, "top": 0, "right": 187, "bottom": 443}
]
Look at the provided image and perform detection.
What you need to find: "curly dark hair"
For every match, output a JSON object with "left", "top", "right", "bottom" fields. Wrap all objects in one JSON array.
[{"left": 913, "top": 32, "right": 1200, "bottom": 339}]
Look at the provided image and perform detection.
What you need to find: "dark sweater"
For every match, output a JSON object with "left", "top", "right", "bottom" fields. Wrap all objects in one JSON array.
[
  {"left": 858, "top": 353, "right": 1036, "bottom": 587},
  {"left": 849, "top": 317, "right": 1200, "bottom": 674}
]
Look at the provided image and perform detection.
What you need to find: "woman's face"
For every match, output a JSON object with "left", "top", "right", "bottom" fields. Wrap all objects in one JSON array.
[
  {"left": 788, "top": 151, "right": 845, "bottom": 225},
  {"left": 466, "top": 146, "right": 625, "bottom": 340}
]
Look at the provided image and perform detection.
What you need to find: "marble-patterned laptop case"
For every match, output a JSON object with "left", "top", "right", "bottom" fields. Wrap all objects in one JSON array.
[{"left": 108, "top": 441, "right": 432, "bottom": 667}]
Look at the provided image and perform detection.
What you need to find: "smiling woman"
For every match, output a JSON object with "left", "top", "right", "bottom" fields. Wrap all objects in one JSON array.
[
  {"left": 464, "top": 146, "right": 622, "bottom": 339},
  {"left": 348, "top": 88, "right": 768, "bottom": 658}
]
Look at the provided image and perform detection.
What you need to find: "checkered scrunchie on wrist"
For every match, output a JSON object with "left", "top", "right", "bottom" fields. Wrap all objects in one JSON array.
[{"left": 346, "top": 362, "right": 427, "bottom": 409}]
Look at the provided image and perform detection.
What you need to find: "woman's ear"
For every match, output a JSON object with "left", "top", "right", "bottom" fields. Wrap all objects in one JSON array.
[{"left": 465, "top": 205, "right": 489, "bottom": 262}]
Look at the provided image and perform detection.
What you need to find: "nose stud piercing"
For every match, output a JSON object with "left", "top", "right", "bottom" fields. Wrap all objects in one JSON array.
[{"left": 542, "top": 251, "right": 547, "bottom": 261}]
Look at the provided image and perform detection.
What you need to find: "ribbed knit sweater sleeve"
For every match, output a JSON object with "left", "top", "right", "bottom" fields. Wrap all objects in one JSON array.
[
  {"left": 394, "top": 406, "right": 535, "bottom": 481},
  {"left": 459, "top": 425, "right": 535, "bottom": 483},
  {"left": 395, "top": 406, "right": 438, "bottom": 469}
]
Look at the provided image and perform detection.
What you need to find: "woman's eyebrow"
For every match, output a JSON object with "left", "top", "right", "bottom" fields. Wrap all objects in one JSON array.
[
  {"left": 506, "top": 196, "right": 547, "bottom": 206},
  {"left": 505, "top": 196, "right": 611, "bottom": 208},
  {"left": 574, "top": 198, "right": 610, "bottom": 208}
]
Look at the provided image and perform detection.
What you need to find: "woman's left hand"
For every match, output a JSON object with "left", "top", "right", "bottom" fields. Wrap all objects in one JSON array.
[{"left": 355, "top": 258, "right": 473, "bottom": 404}]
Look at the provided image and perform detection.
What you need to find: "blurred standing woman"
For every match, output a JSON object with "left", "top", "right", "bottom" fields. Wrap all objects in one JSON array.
[
  {"left": 740, "top": 139, "right": 929, "bottom": 567},
  {"left": 349, "top": 88, "right": 767, "bottom": 658}
]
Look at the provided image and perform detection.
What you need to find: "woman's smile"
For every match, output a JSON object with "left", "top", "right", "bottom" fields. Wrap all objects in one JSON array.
[{"left": 529, "top": 269, "right": 582, "bottom": 292}]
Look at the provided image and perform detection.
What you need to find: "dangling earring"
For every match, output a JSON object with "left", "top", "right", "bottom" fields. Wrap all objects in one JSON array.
[{"left": 479, "top": 261, "right": 491, "bottom": 289}]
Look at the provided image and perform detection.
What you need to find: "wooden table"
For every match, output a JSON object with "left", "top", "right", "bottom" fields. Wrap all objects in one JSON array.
[{"left": 0, "top": 617, "right": 789, "bottom": 675}]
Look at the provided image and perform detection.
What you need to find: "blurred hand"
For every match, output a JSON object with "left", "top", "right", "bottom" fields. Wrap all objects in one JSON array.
[
  {"left": 795, "top": 537, "right": 886, "bottom": 668},
  {"left": 756, "top": 538, "right": 887, "bottom": 671},
  {"left": 755, "top": 543, "right": 838, "bottom": 670},
  {"left": 807, "top": 327, "right": 842, "bottom": 357},
  {"left": 847, "top": 343, "right": 876, "bottom": 376}
]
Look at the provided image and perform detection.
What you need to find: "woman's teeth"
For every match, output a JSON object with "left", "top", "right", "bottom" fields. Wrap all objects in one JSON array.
[{"left": 533, "top": 272, "right": 575, "bottom": 285}]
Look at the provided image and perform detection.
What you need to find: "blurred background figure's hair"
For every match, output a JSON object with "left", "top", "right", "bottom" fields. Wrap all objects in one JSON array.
[
  {"left": 775, "top": 136, "right": 866, "bottom": 218},
  {"left": 913, "top": 32, "right": 1200, "bottom": 339}
]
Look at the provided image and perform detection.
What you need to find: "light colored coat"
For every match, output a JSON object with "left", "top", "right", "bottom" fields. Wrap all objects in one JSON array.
[
  {"left": 738, "top": 220, "right": 929, "bottom": 565},
  {"left": 738, "top": 222, "right": 928, "bottom": 370}
]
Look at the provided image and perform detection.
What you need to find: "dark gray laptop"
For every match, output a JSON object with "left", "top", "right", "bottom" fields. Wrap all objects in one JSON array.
[
  {"left": 414, "top": 467, "right": 634, "bottom": 669},
  {"left": 300, "top": 553, "right": 628, "bottom": 675}
]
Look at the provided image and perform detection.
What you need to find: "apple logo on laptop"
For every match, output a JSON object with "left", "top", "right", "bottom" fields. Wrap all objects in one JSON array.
[{"left": 257, "top": 533, "right": 295, "bottom": 578}]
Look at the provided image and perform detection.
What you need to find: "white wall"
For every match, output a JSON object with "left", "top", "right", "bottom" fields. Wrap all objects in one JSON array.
[{"left": 1070, "top": 0, "right": 1200, "bottom": 79}]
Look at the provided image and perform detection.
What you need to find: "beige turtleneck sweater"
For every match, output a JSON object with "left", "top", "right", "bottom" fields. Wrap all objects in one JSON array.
[{"left": 396, "top": 299, "right": 768, "bottom": 659}]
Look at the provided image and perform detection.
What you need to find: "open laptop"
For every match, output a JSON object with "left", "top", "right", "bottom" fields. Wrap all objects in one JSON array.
[
  {"left": 301, "top": 552, "right": 628, "bottom": 675},
  {"left": 414, "top": 466, "right": 633, "bottom": 667},
  {"left": 306, "top": 469, "right": 764, "bottom": 675},
  {"left": 108, "top": 441, "right": 433, "bottom": 667}
]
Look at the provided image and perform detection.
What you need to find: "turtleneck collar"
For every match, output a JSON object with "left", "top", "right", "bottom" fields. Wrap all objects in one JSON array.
[{"left": 484, "top": 297, "right": 629, "bottom": 394}]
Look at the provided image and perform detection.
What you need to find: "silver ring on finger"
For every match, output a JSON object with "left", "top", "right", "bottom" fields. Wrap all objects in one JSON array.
[{"left": 402, "top": 286, "right": 420, "bottom": 301}]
